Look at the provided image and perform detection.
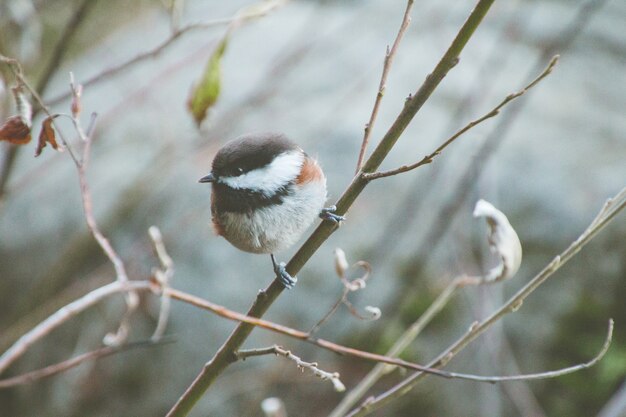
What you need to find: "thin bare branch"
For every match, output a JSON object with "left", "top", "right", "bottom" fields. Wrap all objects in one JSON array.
[
  {"left": 162, "top": 287, "right": 456, "bottom": 379},
  {"left": 237, "top": 345, "right": 345, "bottom": 392},
  {"left": 0, "top": 339, "right": 167, "bottom": 389},
  {"left": 328, "top": 276, "right": 468, "bottom": 417},
  {"left": 459, "top": 319, "right": 614, "bottom": 383},
  {"left": 71, "top": 111, "right": 138, "bottom": 346},
  {"left": 1, "top": 264, "right": 616, "bottom": 397},
  {"left": 46, "top": 0, "right": 289, "bottom": 107},
  {"left": 309, "top": 291, "right": 346, "bottom": 335},
  {"left": 160, "top": 287, "right": 614, "bottom": 386},
  {"left": 149, "top": 226, "right": 175, "bottom": 341},
  {"left": 310, "top": 253, "right": 373, "bottom": 335},
  {"left": 430, "top": 319, "right": 613, "bottom": 385},
  {"left": 0, "top": 279, "right": 453, "bottom": 382},
  {"left": 355, "top": 0, "right": 414, "bottom": 173},
  {"left": 362, "top": 55, "right": 559, "bottom": 180},
  {"left": 0, "top": 281, "right": 151, "bottom": 376}
]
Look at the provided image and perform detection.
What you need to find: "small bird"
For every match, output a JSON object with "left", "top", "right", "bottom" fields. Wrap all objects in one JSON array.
[{"left": 199, "top": 132, "right": 344, "bottom": 289}]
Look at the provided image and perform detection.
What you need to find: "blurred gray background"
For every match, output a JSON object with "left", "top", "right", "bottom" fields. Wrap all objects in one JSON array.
[{"left": 0, "top": 0, "right": 625, "bottom": 416}]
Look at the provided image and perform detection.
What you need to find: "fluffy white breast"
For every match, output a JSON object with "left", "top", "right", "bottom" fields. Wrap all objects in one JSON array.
[
  {"left": 218, "top": 176, "right": 327, "bottom": 254},
  {"left": 218, "top": 150, "right": 304, "bottom": 196}
]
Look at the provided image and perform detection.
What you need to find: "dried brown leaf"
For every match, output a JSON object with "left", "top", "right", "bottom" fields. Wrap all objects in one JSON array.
[
  {"left": 0, "top": 116, "right": 32, "bottom": 144},
  {"left": 35, "top": 115, "right": 60, "bottom": 157}
]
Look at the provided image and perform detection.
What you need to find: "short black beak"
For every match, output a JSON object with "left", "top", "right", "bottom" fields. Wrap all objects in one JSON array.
[{"left": 198, "top": 173, "right": 216, "bottom": 183}]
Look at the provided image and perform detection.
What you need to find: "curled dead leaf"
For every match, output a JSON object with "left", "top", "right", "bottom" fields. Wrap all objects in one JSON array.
[
  {"left": 35, "top": 115, "right": 60, "bottom": 157},
  {"left": 0, "top": 116, "right": 32, "bottom": 144},
  {"left": 0, "top": 86, "right": 33, "bottom": 145},
  {"left": 473, "top": 199, "right": 522, "bottom": 283}
]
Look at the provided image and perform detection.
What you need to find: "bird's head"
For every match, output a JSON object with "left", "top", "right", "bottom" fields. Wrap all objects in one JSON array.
[{"left": 199, "top": 132, "right": 305, "bottom": 196}]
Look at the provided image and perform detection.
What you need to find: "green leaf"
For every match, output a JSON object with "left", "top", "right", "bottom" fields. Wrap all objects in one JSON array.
[{"left": 187, "top": 37, "right": 228, "bottom": 126}]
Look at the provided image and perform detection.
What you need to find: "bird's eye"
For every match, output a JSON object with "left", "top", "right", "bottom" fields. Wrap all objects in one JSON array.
[{"left": 236, "top": 167, "right": 244, "bottom": 175}]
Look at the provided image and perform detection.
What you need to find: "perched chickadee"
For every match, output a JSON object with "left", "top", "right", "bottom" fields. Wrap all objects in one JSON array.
[{"left": 199, "top": 132, "right": 344, "bottom": 288}]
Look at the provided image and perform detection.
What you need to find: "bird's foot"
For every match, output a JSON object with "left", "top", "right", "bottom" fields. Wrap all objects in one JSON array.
[
  {"left": 271, "top": 254, "right": 297, "bottom": 289},
  {"left": 319, "top": 205, "right": 345, "bottom": 224}
]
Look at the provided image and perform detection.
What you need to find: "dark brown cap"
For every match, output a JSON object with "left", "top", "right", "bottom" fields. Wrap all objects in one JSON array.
[{"left": 211, "top": 132, "right": 300, "bottom": 178}]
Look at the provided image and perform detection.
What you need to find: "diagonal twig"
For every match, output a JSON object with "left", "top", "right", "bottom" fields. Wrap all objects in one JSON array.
[
  {"left": 46, "top": 0, "right": 289, "bottom": 107},
  {"left": 310, "top": 252, "right": 374, "bottom": 335},
  {"left": 0, "top": 281, "right": 151, "bottom": 376},
  {"left": 362, "top": 55, "right": 559, "bottom": 180},
  {"left": 355, "top": 0, "right": 414, "bottom": 173},
  {"left": 236, "top": 345, "right": 345, "bottom": 392},
  {"left": 0, "top": 339, "right": 168, "bottom": 389}
]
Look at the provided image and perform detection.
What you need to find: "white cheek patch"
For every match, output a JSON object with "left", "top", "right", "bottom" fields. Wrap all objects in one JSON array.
[{"left": 219, "top": 150, "right": 304, "bottom": 195}]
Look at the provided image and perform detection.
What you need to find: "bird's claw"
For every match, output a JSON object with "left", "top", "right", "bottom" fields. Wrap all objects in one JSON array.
[
  {"left": 319, "top": 205, "right": 345, "bottom": 224},
  {"left": 271, "top": 255, "right": 297, "bottom": 289}
]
